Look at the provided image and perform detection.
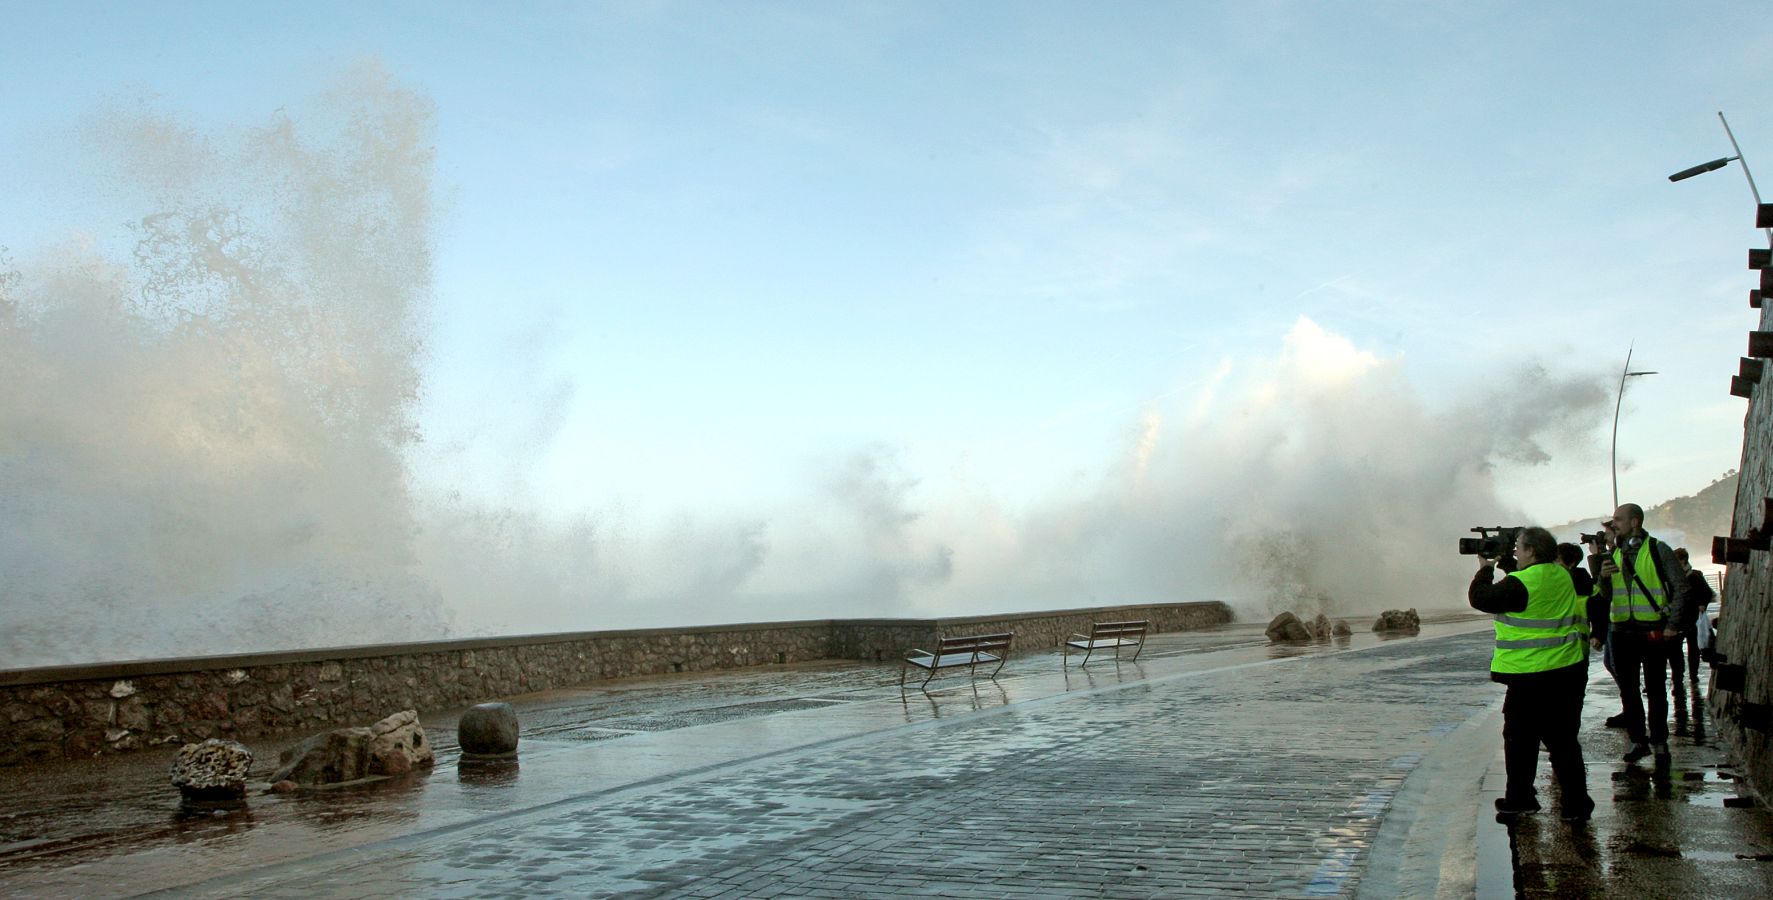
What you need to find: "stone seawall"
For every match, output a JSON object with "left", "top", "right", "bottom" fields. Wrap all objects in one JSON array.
[
  {"left": 1719, "top": 294, "right": 1773, "bottom": 802},
  {"left": 0, "top": 601, "right": 1231, "bottom": 766}
]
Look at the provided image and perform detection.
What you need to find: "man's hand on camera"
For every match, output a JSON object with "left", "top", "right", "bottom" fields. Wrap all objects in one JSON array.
[
  {"left": 1598, "top": 559, "right": 1619, "bottom": 578},
  {"left": 1476, "top": 555, "right": 1493, "bottom": 572}
]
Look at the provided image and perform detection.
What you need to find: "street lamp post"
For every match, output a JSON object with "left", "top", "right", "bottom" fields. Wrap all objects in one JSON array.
[
  {"left": 1611, "top": 344, "right": 1658, "bottom": 509},
  {"left": 1668, "top": 111, "right": 1773, "bottom": 250}
]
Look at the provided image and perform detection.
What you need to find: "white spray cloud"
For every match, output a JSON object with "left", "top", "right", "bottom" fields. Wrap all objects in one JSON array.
[
  {"left": 0, "top": 70, "right": 1615, "bottom": 667},
  {"left": 895, "top": 318, "right": 1613, "bottom": 621},
  {"left": 0, "top": 64, "right": 449, "bottom": 666}
]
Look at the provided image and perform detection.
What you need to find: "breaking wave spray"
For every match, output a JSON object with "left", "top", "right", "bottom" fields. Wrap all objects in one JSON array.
[{"left": 0, "top": 70, "right": 1612, "bottom": 667}]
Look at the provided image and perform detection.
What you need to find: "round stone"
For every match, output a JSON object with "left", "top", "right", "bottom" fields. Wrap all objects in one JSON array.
[{"left": 458, "top": 702, "right": 519, "bottom": 757}]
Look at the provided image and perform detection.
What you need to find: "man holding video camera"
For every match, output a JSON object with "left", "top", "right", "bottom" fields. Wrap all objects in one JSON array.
[
  {"left": 1596, "top": 503, "right": 1690, "bottom": 763},
  {"left": 1468, "top": 526, "right": 1595, "bottom": 821}
]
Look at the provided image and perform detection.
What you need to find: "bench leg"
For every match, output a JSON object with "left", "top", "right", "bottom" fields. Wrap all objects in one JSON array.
[
  {"left": 921, "top": 663, "right": 938, "bottom": 689},
  {"left": 1129, "top": 639, "right": 1144, "bottom": 662}
]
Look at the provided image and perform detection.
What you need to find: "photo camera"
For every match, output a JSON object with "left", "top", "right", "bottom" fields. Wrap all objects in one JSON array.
[{"left": 1578, "top": 528, "right": 1612, "bottom": 579}]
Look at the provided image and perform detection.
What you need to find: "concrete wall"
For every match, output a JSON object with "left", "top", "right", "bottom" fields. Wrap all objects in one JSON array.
[
  {"left": 1717, "top": 298, "right": 1773, "bottom": 801},
  {"left": 0, "top": 601, "right": 1231, "bottom": 766}
]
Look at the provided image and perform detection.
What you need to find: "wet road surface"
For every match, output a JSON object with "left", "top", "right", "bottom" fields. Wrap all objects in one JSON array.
[
  {"left": 3, "top": 616, "right": 1514, "bottom": 897},
  {"left": 31, "top": 615, "right": 1773, "bottom": 897}
]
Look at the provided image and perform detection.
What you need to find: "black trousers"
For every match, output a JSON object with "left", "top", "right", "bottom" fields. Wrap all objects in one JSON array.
[
  {"left": 1501, "top": 664, "right": 1590, "bottom": 804},
  {"left": 1612, "top": 630, "right": 1672, "bottom": 744},
  {"left": 1678, "top": 623, "right": 1701, "bottom": 681}
]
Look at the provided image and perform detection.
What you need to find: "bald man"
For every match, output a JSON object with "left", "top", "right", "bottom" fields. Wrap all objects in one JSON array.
[{"left": 1595, "top": 503, "right": 1690, "bottom": 763}]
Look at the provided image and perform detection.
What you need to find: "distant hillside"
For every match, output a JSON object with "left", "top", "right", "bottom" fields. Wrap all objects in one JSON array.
[
  {"left": 1645, "top": 471, "right": 1738, "bottom": 544},
  {"left": 1553, "top": 470, "right": 1738, "bottom": 550}
]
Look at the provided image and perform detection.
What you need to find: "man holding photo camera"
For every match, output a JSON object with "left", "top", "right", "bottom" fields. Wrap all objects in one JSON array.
[{"left": 1596, "top": 503, "right": 1690, "bottom": 763}]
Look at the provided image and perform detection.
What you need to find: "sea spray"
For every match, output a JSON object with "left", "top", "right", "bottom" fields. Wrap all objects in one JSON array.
[
  {"left": 0, "top": 71, "right": 1617, "bottom": 667},
  {"left": 0, "top": 65, "right": 448, "bottom": 666}
]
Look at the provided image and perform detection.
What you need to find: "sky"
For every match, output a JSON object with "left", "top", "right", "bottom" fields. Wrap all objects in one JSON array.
[{"left": 2, "top": 1, "right": 1771, "bottom": 660}]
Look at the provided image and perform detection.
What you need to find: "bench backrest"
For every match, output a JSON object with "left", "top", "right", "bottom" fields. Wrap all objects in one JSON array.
[
  {"left": 1090, "top": 620, "right": 1149, "bottom": 639},
  {"left": 937, "top": 632, "right": 1014, "bottom": 658}
]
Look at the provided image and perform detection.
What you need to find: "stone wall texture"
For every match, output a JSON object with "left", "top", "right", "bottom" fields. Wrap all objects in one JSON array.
[
  {"left": 1718, "top": 298, "right": 1773, "bottom": 802},
  {"left": 0, "top": 601, "right": 1231, "bottom": 766}
]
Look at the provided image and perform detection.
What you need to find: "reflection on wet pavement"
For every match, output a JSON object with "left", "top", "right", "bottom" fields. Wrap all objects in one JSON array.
[
  {"left": 1481, "top": 665, "right": 1773, "bottom": 899},
  {"left": 0, "top": 616, "right": 1511, "bottom": 897}
]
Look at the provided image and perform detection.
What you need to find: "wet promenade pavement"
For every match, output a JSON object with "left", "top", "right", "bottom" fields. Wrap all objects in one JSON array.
[{"left": 2, "top": 615, "right": 1770, "bottom": 897}]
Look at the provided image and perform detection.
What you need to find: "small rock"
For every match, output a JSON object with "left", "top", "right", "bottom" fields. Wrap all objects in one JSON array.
[
  {"left": 458, "top": 702, "right": 520, "bottom": 758},
  {"left": 1332, "top": 619, "right": 1353, "bottom": 637},
  {"left": 268, "top": 780, "right": 297, "bottom": 794},
  {"left": 109, "top": 680, "right": 137, "bottom": 699},
  {"left": 171, "top": 739, "right": 253, "bottom": 799},
  {"left": 223, "top": 669, "right": 249, "bottom": 685}
]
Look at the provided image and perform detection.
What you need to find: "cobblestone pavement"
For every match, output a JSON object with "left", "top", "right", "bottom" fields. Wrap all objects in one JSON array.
[{"left": 173, "top": 630, "right": 1502, "bottom": 898}]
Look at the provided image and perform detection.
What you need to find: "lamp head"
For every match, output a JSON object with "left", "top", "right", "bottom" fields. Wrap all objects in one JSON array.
[{"left": 1669, "top": 156, "right": 1737, "bottom": 182}]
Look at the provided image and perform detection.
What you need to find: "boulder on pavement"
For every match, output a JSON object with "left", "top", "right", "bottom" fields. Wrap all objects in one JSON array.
[
  {"left": 272, "top": 709, "right": 434, "bottom": 786},
  {"left": 1307, "top": 613, "right": 1332, "bottom": 640},
  {"left": 1372, "top": 608, "right": 1421, "bottom": 633},
  {"left": 1266, "top": 611, "right": 1312, "bottom": 643},
  {"left": 458, "top": 702, "right": 520, "bottom": 758},
  {"left": 1332, "top": 619, "right": 1353, "bottom": 637},
  {"left": 368, "top": 709, "right": 433, "bottom": 776},
  {"left": 170, "top": 738, "right": 253, "bottom": 800}
]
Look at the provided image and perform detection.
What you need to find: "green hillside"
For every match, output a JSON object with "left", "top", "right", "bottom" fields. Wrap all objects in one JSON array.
[
  {"left": 1553, "top": 471, "right": 1738, "bottom": 548},
  {"left": 1644, "top": 470, "right": 1738, "bottom": 544}
]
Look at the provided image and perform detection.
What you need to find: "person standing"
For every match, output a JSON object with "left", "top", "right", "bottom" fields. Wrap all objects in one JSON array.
[
  {"left": 1673, "top": 548, "right": 1714, "bottom": 682},
  {"left": 1595, "top": 504, "right": 1690, "bottom": 763},
  {"left": 1470, "top": 527, "right": 1595, "bottom": 821}
]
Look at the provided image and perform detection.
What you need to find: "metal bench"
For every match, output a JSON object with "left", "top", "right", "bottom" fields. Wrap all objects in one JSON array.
[
  {"left": 1064, "top": 620, "right": 1149, "bottom": 666},
  {"left": 900, "top": 632, "right": 1014, "bottom": 689}
]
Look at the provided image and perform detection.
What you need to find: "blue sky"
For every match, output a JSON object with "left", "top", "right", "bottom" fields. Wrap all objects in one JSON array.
[{"left": 4, "top": 1, "right": 1772, "bottom": 645}]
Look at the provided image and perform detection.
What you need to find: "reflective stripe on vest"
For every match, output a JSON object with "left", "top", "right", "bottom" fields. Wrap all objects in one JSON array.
[
  {"left": 1496, "top": 633, "right": 1589, "bottom": 650},
  {"left": 1492, "top": 614, "right": 1584, "bottom": 629},
  {"left": 1609, "top": 538, "right": 1670, "bottom": 624},
  {"left": 1493, "top": 563, "right": 1588, "bottom": 674}
]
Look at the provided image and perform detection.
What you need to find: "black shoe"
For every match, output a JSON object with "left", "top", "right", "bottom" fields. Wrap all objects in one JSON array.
[
  {"left": 1623, "top": 743, "right": 1653, "bottom": 763},
  {"left": 1495, "top": 796, "right": 1541, "bottom": 816},
  {"left": 1560, "top": 796, "right": 1595, "bottom": 823},
  {"left": 1604, "top": 714, "right": 1629, "bottom": 729}
]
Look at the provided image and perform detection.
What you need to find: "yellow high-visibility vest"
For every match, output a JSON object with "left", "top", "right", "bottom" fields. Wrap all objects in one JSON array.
[
  {"left": 1609, "top": 539, "right": 1670, "bottom": 624},
  {"left": 1493, "top": 562, "right": 1588, "bottom": 674}
]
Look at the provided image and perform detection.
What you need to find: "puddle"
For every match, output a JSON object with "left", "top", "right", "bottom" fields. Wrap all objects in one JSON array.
[{"left": 1683, "top": 849, "right": 1769, "bottom": 862}]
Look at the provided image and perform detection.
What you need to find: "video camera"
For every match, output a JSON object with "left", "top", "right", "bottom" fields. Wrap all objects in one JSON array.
[{"left": 1459, "top": 526, "right": 1523, "bottom": 570}]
